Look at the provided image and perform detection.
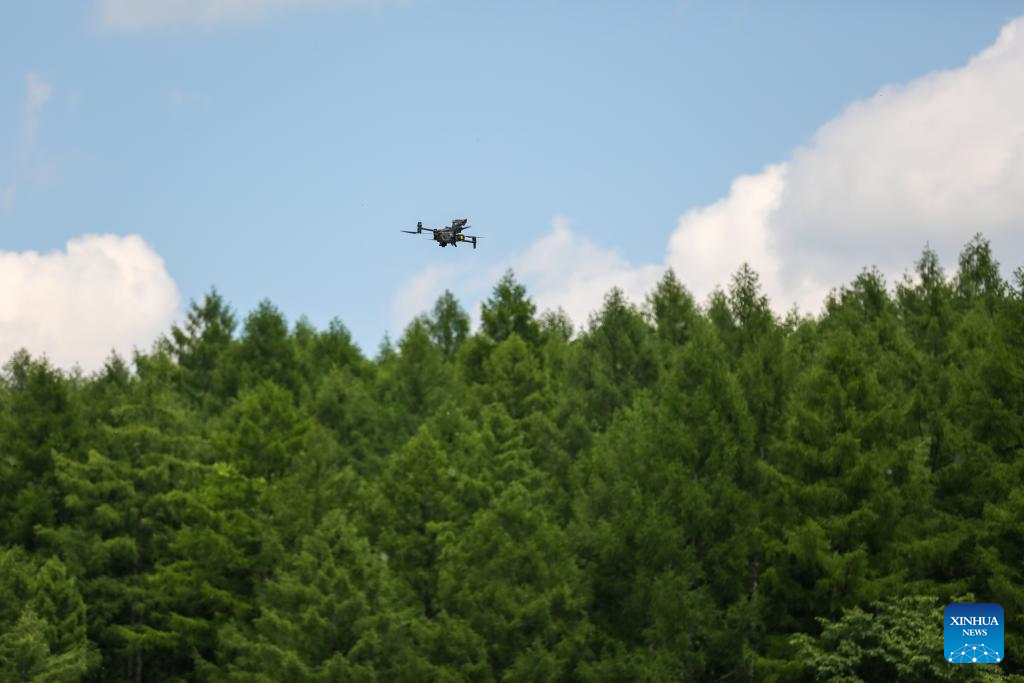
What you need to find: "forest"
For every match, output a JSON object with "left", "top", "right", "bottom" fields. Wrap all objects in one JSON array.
[{"left": 1, "top": 234, "right": 1022, "bottom": 682}]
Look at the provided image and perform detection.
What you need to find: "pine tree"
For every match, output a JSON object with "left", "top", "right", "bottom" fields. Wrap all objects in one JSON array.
[
  {"left": 170, "top": 288, "right": 237, "bottom": 406},
  {"left": 294, "top": 317, "right": 367, "bottom": 393},
  {"left": 428, "top": 290, "right": 471, "bottom": 359},
  {"left": 212, "top": 380, "right": 309, "bottom": 482},
  {"left": 480, "top": 271, "right": 541, "bottom": 345},
  {"left": 378, "top": 317, "right": 454, "bottom": 436},
  {"left": 368, "top": 429, "right": 467, "bottom": 619},
  {"left": 646, "top": 269, "right": 698, "bottom": 349},
  {"left": 0, "top": 351, "right": 79, "bottom": 548},
  {"left": 727, "top": 264, "right": 788, "bottom": 459},
  {"left": 573, "top": 319, "right": 759, "bottom": 680},
  {"left": 570, "top": 288, "right": 658, "bottom": 430},
  {"left": 0, "top": 547, "right": 97, "bottom": 680},
  {"left": 216, "top": 510, "right": 452, "bottom": 682},
  {"left": 232, "top": 299, "right": 301, "bottom": 395},
  {"left": 436, "top": 483, "right": 589, "bottom": 680}
]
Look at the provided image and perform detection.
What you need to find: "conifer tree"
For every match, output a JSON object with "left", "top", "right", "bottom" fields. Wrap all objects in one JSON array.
[
  {"left": 170, "top": 288, "right": 236, "bottom": 405},
  {"left": 428, "top": 290, "right": 471, "bottom": 359},
  {"left": 232, "top": 299, "right": 301, "bottom": 395},
  {"left": 570, "top": 288, "right": 658, "bottom": 429},
  {"left": 0, "top": 351, "right": 78, "bottom": 548},
  {"left": 647, "top": 268, "right": 698, "bottom": 349},
  {"left": 437, "top": 483, "right": 589, "bottom": 681},
  {"left": 217, "top": 510, "right": 449, "bottom": 682},
  {"left": 368, "top": 429, "right": 468, "bottom": 619},
  {"left": 480, "top": 270, "right": 541, "bottom": 345},
  {"left": 0, "top": 548, "right": 97, "bottom": 680}
]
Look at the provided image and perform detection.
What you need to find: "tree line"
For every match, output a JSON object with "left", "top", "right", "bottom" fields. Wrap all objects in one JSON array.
[{"left": 1, "top": 234, "right": 1021, "bottom": 682}]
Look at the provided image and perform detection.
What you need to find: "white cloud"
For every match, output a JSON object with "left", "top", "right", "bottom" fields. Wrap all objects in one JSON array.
[
  {"left": 394, "top": 16, "right": 1024, "bottom": 333},
  {"left": 97, "top": 0, "right": 339, "bottom": 29},
  {"left": 518, "top": 217, "right": 663, "bottom": 326},
  {"left": 665, "top": 16, "right": 1024, "bottom": 314},
  {"left": 773, "top": 17, "right": 1024, "bottom": 297},
  {"left": 667, "top": 165, "right": 791, "bottom": 306},
  {"left": 0, "top": 234, "right": 180, "bottom": 372}
]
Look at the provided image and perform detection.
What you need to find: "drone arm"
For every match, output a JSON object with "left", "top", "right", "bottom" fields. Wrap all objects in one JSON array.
[{"left": 402, "top": 221, "right": 430, "bottom": 235}]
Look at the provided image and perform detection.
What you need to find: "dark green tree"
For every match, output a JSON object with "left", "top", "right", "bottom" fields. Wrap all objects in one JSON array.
[
  {"left": 727, "top": 264, "right": 788, "bottom": 458},
  {"left": 170, "top": 288, "right": 236, "bottom": 404},
  {"left": 0, "top": 547, "right": 97, "bottom": 680},
  {"left": 480, "top": 270, "right": 540, "bottom": 345},
  {"left": 573, "top": 319, "right": 759, "bottom": 681},
  {"left": 294, "top": 317, "right": 366, "bottom": 390},
  {"left": 212, "top": 380, "right": 309, "bottom": 482},
  {"left": 954, "top": 234, "right": 1004, "bottom": 312},
  {"left": 428, "top": 290, "right": 471, "bottom": 358},
  {"left": 647, "top": 268, "right": 698, "bottom": 349},
  {"left": 368, "top": 429, "right": 469, "bottom": 619},
  {"left": 0, "top": 351, "right": 78, "bottom": 548},
  {"left": 378, "top": 316, "right": 454, "bottom": 438},
  {"left": 216, "top": 510, "right": 468, "bottom": 682},
  {"left": 570, "top": 288, "right": 658, "bottom": 430},
  {"left": 437, "top": 483, "right": 590, "bottom": 681},
  {"left": 231, "top": 299, "right": 300, "bottom": 395}
]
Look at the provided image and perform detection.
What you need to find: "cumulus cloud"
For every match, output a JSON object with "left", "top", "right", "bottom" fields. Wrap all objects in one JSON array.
[
  {"left": 97, "top": 0, "right": 342, "bottom": 30},
  {"left": 394, "top": 16, "right": 1024, "bottom": 332},
  {"left": 667, "top": 165, "right": 790, "bottom": 306},
  {"left": 672, "top": 16, "right": 1024, "bottom": 314},
  {"left": 0, "top": 234, "right": 180, "bottom": 372},
  {"left": 772, "top": 17, "right": 1024, "bottom": 300},
  {"left": 517, "top": 217, "right": 663, "bottom": 325}
]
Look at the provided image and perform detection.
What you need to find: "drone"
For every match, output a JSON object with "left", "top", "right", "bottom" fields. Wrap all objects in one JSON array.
[{"left": 402, "top": 218, "right": 482, "bottom": 249}]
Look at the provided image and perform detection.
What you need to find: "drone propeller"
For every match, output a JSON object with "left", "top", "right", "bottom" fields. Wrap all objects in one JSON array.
[{"left": 401, "top": 230, "right": 420, "bottom": 234}]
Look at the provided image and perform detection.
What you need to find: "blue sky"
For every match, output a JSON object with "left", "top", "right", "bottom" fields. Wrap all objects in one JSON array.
[{"left": 2, "top": 1, "right": 1023, "bottom": 368}]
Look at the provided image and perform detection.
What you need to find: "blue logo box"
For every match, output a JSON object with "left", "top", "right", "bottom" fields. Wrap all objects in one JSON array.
[{"left": 945, "top": 603, "right": 1004, "bottom": 664}]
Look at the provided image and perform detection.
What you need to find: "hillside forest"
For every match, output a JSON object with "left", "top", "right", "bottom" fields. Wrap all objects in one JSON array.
[{"left": 1, "top": 234, "right": 1022, "bottom": 682}]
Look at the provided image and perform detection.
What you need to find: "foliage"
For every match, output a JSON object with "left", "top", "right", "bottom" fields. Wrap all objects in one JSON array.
[{"left": 2, "top": 241, "right": 1022, "bottom": 680}]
